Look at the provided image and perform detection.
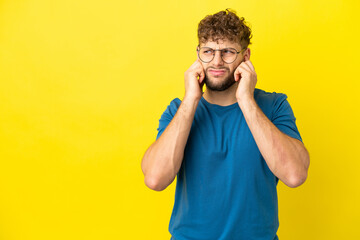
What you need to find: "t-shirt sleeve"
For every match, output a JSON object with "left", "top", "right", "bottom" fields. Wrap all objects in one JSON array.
[
  {"left": 271, "top": 93, "right": 303, "bottom": 143},
  {"left": 156, "top": 98, "right": 182, "bottom": 140}
]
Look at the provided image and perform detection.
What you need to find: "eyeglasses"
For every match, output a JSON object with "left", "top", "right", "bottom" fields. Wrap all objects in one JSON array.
[{"left": 197, "top": 46, "right": 245, "bottom": 64}]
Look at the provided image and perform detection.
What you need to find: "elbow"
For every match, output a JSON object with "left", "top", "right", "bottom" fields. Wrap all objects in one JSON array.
[
  {"left": 142, "top": 160, "right": 171, "bottom": 191},
  {"left": 141, "top": 147, "right": 165, "bottom": 191},
  {"left": 286, "top": 172, "right": 308, "bottom": 188},
  {"left": 144, "top": 175, "right": 168, "bottom": 191},
  {"left": 286, "top": 146, "right": 310, "bottom": 188},
  {"left": 287, "top": 163, "right": 309, "bottom": 188},
  {"left": 141, "top": 145, "right": 176, "bottom": 191}
]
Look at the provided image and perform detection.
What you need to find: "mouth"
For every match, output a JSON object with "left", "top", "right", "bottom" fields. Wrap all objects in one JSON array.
[{"left": 208, "top": 69, "right": 226, "bottom": 76}]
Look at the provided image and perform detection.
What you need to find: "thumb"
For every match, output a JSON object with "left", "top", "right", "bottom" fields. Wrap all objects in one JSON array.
[
  {"left": 198, "top": 70, "right": 205, "bottom": 83},
  {"left": 234, "top": 68, "right": 241, "bottom": 82}
]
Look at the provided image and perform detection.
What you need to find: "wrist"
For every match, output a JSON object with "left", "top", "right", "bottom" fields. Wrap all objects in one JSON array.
[
  {"left": 180, "top": 95, "right": 201, "bottom": 118},
  {"left": 184, "top": 93, "right": 202, "bottom": 103},
  {"left": 237, "top": 96, "right": 257, "bottom": 111}
]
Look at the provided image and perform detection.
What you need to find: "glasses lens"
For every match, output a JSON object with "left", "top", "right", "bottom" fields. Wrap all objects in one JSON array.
[
  {"left": 221, "top": 48, "right": 237, "bottom": 63},
  {"left": 199, "top": 47, "right": 214, "bottom": 62}
]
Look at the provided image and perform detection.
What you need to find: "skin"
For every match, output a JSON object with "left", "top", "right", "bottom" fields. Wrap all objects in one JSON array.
[
  {"left": 198, "top": 39, "right": 250, "bottom": 106},
  {"left": 141, "top": 38, "right": 310, "bottom": 191}
]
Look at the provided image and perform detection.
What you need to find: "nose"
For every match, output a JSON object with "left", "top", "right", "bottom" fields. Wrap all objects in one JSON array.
[{"left": 212, "top": 50, "right": 224, "bottom": 66}]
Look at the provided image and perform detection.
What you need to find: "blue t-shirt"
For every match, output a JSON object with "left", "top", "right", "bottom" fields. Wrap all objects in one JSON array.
[{"left": 156, "top": 88, "right": 303, "bottom": 240}]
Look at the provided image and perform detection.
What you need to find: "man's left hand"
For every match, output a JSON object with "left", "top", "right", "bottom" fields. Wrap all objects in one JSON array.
[{"left": 234, "top": 57, "right": 257, "bottom": 104}]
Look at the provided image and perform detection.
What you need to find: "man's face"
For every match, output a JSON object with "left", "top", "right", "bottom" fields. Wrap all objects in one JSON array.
[{"left": 198, "top": 39, "right": 245, "bottom": 91}]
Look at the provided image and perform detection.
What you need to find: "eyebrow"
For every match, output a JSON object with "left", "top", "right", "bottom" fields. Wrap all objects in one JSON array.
[
  {"left": 202, "top": 46, "right": 240, "bottom": 51},
  {"left": 203, "top": 46, "right": 232, "bottom": 48}
]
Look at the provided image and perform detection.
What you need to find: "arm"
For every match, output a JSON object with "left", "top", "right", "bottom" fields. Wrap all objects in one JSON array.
[
  {"left": 238, "top": 97, "right": 310, "bottom": 188},
  {"left": 141, "top": 59, "right": 205, "bottom": 191},
  {"left": 141, "top": 97, "right": 199, "bottom": 191},
  {"left": 234, "top": 56, "right": 310, "bottom": 188}
]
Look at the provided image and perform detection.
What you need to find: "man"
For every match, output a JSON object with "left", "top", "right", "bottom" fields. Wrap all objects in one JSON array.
[{"left": 141, "top": 9, "right": 310, "bottom": 240}]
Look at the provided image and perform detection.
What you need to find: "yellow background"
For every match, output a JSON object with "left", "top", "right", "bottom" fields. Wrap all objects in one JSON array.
[{"left": 0, "top": 0, "right": 359, "bottom": 239}]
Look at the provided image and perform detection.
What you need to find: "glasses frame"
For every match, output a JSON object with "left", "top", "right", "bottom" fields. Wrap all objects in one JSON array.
[{"left": 196, "top": 45, "right": 246, "bottom": 64}]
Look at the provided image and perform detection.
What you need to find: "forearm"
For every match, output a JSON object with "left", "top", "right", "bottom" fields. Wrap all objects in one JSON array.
[
  {"left": 141, "top": 97, "right": 199, "bottom": 191},
  {"left": 238, "top": 98, "right": 310, "bottom": 188}
]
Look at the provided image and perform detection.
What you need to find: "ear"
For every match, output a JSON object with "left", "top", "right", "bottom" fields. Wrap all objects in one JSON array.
[{"left": 244, "top": 48, "right": 251, "bottom": 61}]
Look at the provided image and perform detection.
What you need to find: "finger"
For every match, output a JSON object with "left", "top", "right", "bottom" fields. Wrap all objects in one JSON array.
[
  {"left": 234, "top": 67, "right": 242, "bottom": 82},
  {"left": 240, "top": 61, "right": 252, "bottom": 72},
  {"left": 188, "top": 61, "right": 197, "bottom": 72},
  {"left": 234, "top": 66, "right": 250, "bottom": 81},
  {"left": 195, "top": 59, "right": 205, "bottom": 72},
  {"left": 244, "top": 60, "right": 255, "bottom": 72},
  {"left": 196, "top": 61, "right": 205, "bottom": 82}
]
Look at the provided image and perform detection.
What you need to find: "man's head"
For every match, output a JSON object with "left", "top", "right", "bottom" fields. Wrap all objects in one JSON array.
[{"left": 197, "top": 9, "right": 252, "bottom": 91}]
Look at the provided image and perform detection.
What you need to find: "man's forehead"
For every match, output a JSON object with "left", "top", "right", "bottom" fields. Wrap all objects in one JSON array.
[{"left": 200, "top": 39, "right": 241, "bottom": 49}]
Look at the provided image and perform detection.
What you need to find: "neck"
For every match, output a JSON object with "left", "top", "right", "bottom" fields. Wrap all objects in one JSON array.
[{"left": 202, "top": 82, "right": 239, "bottom": 106}]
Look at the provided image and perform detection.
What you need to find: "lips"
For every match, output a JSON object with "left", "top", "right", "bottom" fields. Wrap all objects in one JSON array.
[{"left": 209, "top": 69, "right": 226, "bottom": 76}]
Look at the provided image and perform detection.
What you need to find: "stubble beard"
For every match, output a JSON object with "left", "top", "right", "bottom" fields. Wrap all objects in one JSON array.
[{"left": 204, "top": 69, "right": 236, "bottom": 91}]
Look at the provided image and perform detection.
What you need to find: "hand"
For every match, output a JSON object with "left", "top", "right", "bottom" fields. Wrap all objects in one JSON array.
[
  {"left": 184, "top": 59, "right": 205, "bottom": 102},
  {"left": 234, "top": 56, "right": 257, "bottom": 104}
]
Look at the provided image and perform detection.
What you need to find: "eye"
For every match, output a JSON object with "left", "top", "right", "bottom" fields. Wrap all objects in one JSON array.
[
  {"left": 223, "top": 49, "right": 236, "bottom": 54},
  {"left": 203, "top": 49, "right": 213, "bottom": 54}
]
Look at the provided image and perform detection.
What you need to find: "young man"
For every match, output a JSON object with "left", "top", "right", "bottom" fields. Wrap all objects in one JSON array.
[{"left": 141, "top": 9, "right": 310, "bottom": 240}]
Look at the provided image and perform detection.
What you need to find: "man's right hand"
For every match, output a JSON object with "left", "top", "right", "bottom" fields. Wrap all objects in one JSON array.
[{"left": 184, "top": 59, "right": 205, "bottom": 101}]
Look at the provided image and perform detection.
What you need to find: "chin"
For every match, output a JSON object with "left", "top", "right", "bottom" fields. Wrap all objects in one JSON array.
[{"left": 204, "top": 76, "right": 235, "bottom": 92}]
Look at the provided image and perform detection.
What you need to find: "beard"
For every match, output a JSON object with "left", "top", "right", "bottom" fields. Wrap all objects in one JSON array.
[{"left": 204, "top": 67, "right": 236, "bottom": 91}]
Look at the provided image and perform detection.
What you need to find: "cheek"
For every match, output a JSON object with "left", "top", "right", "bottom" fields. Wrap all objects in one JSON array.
[
  {"left": 202, "top": 63, "right": 209, "bottom": 72},
  {"left": 229, "top": 66, "right": 237, "bottom": 74}
]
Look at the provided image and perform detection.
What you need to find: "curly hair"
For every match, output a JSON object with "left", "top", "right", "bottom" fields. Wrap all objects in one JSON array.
[{"left": 197, "top": 9, "right": 252, "bottom": 50}]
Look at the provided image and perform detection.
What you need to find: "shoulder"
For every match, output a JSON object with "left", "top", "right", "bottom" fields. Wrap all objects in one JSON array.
[
  {"left": 161, "top": 97, "right": 182, "bottom": 117},
  {"left": 254, "top": 88, "right": 288, "bottom": 106},
  {"left": 254, "top": 88, "right": 289, "bottom": 119},
  {"left": 168, "top": 97, "right": 182, "bottom": 110},
  {"left": 254, "top": 88, "right": 287, "bottom": 102}
]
